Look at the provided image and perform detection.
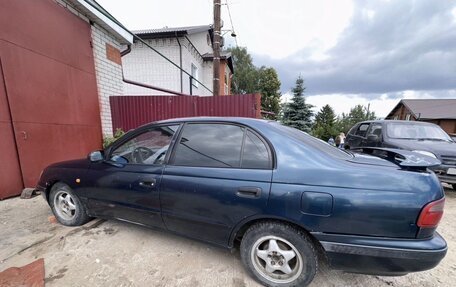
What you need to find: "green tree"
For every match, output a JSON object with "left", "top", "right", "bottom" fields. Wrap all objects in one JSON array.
[
  {"left": 282, "top": 76, "right": 313, "bottom": 132},
  {"left": 257, "top": 66, "right": 281, "bottom": 119},
  {"left": 226, "top": 47, "right": 258, "bottom": 94},
  {"left": 335, "top": 104, "right": 377, "bottom": 133},
  {"left": 226, "top": 47, "right": 281, "bottom": 117},
  {"left": 312, "top": 104, "right": 337, "bottom": 141}
]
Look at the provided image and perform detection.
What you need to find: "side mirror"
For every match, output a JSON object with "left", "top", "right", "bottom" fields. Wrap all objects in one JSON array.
[
  {"left": 367, "top": 134, "right": 379, "bottom": 142},
  {"left": 88, "top": 150, "right": 104, "bottom": 162}
]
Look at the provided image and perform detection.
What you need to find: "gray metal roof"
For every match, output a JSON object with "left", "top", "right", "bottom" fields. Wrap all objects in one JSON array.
[
  {"left": 388, "top": 99, "right": 456, "bottom": 120},
  {"left": 133, "top": 25, "right": 212, "bottom": 36}
]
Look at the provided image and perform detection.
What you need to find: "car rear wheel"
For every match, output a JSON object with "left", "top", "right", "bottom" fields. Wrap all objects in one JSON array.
[
  {"left": 49, "top": 182, "right": 91, "bottom": 226},
  {"left": 240, "top": 222, "right": 317, "bottom": 287},
  {"left": 452, "top": 184, "right": 456, "bottom": 191}
]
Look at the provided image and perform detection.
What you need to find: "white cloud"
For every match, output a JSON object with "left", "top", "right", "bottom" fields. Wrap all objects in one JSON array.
[
  {"left": 282, "top": 90, "right": 456, "bottom": 119},
  {"left": 97, "top": 0, "right": 456, "bottom": 117},
  {"left": 364, "top": 9, "right": 376, "bottom": 20},
  {"left": 96, "top": 0, "right": 354, "bottom": 59}
]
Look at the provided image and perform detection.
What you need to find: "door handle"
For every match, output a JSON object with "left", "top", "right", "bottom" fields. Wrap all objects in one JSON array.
[
  {"left": 139, "top": 178, "right": 157, "bottom": 188},
  {"left": 237, "top": 187, "right": 262, "bottom": 198}
]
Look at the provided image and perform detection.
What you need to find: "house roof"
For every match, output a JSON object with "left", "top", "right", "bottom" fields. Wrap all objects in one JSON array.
[
  {"left": 202, "top": 52, "right": 234, "bottom": 73},
  {"left": 66, "top": 0, "right": 133, "bottom": 44},
  {"left": 386, "top": 99, "right": 456, "bottom": 120},
  {"left": 133, "top": 25, "right": 213, "bottom": 39}
]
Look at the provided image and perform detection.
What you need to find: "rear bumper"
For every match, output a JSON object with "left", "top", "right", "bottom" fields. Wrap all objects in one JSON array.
[
  {"left": 431, "top": 165, "right": 456, "bottom": 184},
  {"left": 315, "top": 232, "right": 447, "bottom": 275},
  {"left": 436, "top": 174, "right": 456, "bottom": 184}
]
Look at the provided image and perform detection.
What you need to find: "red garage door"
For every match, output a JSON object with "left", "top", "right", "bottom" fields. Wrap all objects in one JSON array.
[
  {"left": 0, "top": 0, "right": 102, "bottom": 198},
  {"left": 0, "top": 60, "right": 23, "bottom": 199}
]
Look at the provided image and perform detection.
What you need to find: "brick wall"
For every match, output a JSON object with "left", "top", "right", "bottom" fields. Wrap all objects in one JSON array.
[{"left": 91, "top": 24, "right": 124, "bottom": 136}]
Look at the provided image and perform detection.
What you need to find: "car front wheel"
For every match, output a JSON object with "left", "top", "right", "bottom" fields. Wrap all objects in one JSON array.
[
  {"left": 49, "top": 182, "right": 91, "bottom": 226},
  {"left": 240, "top": 222, "right": 317, "bottom": 287}
]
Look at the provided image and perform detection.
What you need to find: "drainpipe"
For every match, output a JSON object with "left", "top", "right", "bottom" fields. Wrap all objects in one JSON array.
[
  {"left": 120, "top": 44, "right": 131, "bottom": 56},
  {"left": 175, "top": 32, "right": 183, "bottom": 93}
]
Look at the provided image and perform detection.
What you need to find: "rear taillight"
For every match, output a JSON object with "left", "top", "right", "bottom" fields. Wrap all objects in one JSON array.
[{"left": 417, "top": 198, "right": 445, "bottom": 228}]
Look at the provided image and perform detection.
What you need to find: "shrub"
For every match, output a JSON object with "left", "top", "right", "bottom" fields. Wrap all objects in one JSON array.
[{"left": 103, "top": 128, "right": 125, "bottom": 148}]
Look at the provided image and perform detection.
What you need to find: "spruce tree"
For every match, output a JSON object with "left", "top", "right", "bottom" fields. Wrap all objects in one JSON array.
[
  {"left": 312, "top": 104, "right": 337, "bottom": 141},
  {"left": 282, "top": 76, "right": 313, "bottom": 132}
]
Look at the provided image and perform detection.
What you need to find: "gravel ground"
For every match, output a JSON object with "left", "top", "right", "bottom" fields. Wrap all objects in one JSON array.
[{"left": 0, "top": 186, "right": 454, "bottom": 287}]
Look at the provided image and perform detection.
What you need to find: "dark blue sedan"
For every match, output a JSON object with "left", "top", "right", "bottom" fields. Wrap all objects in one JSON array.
[{"left": 36, "top": 117, "right": 447, "bottom": 287}]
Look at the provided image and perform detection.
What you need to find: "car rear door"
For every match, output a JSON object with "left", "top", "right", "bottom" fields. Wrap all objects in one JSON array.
[
  {"left": 160, "top": 122, "right": 273, "bottom": 246},
  {"left": 364, "top": 123, "right": 383, "bottom": 147}
]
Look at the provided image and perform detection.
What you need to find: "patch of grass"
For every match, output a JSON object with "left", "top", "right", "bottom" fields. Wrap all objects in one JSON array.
[{"left": 103, "top": 128, "right": 125, "bottom": 148}]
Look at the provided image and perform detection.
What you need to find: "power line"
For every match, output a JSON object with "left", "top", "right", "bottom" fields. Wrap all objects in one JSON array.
[{"left": 225, "top": 0, "right": 238, "bottom": 47}]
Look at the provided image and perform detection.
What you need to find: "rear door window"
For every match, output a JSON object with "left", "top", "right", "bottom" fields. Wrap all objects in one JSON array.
[
  {"left": 172, "top": 123, "right": 244, "bottom": 168},
  {"left": 241, "top": 130, "right": 271, "bottom": 169},
  {"left": 367, "top": 123, "right": 382, "bottom": 137}
]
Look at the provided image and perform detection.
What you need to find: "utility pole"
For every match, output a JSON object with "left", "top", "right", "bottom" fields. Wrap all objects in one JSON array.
[{"left": 213, "top": 0, "right": 221, "bottom": 96}]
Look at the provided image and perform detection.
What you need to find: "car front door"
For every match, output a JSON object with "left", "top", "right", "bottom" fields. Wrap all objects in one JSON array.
[
  {"left": 364, "top": 123, "right": 383, "bottom": 147},
  {"left": 83, "top": 124, "right": 180, "bottom": 228},
  {"left": 160, "top": 123, "right": 273, "bottom": 246}
]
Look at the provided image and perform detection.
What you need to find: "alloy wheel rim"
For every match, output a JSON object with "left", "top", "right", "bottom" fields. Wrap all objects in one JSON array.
[
  {"left": 54, "top": 190, "right": 76, "bottom": 220},
  {"left": 250, "top": 235, "right": 303, "bottom": 284}
]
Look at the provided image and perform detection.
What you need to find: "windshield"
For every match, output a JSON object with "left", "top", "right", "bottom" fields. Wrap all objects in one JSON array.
[
  {"left": 270, "top": 122, "right": 352, "bottom": 159},
  {"left": 386, "top": 123, "right": 452, "bottom": 141}
]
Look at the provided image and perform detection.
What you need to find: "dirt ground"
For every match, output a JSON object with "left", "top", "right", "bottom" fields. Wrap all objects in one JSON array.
[{"left": 1, "top": 186, "right": 455, "bottom": 287}]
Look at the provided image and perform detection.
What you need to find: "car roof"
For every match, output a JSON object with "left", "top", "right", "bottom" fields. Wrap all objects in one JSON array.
[
  {"left": 155, "top": 116, "right": 268, "bottom": 124},
  {"left": 139, "top": 117, "right": 271, "bottom": 129},
  {"left": 358, "top": 120, "right": 437, "bottom": 126}
]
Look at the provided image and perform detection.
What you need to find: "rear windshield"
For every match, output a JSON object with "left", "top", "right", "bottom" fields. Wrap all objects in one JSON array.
[{"left": 270, "top": 122, "right": 352, "bottom": 159}]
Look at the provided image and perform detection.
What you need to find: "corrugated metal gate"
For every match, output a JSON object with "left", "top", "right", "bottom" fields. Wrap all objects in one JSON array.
[
  {"left": 0, "top": 0, "right": 102, "bottom": 199},
  {"left": 110, "top": 94, "right": 261, "bottom": 132}
]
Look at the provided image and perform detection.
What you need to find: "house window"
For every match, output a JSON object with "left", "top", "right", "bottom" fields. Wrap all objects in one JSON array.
[
  {"left": 393, "top": 115, "right": 399, "bottom": 120},
  {"left": 405, "top": 114, "right": 411, "bottom": 121},
  {"left": 191, "top": 64, "right": 198, "bottom": 88}
]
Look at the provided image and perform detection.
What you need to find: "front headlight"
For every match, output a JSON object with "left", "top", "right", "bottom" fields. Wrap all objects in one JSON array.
[{"left": 412, "top": 150, "right": 437, "bottom": 158}]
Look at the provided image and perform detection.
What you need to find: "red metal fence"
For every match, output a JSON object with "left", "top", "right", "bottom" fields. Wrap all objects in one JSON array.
[{"left": 110, "top": 94, "right": 261, "bottom": 132}]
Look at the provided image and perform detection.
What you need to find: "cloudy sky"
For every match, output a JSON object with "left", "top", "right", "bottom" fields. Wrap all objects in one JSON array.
[{"left": 97, "top": 0, "right": 456, "bottom": 117}]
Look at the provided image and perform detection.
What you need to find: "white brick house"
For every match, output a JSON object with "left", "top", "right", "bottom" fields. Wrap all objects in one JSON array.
[
  {"left": 54, "top": 0, "right": 133, "bottom": 136},
  {"left": 122, "top": 25, "right": 234, "bottom": 97}
]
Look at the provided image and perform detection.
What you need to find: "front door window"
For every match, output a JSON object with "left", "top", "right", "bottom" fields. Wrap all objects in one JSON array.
[{"left": 111, "top": 125, "right": 179, "bottom": 165}]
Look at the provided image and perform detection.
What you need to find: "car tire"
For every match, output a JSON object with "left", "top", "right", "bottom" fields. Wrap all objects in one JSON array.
[
  {"left": 452, "top": 184, "right": 456, "bottom": 191},
  {"left": 240, "top": 222, "right": 317, "bottom": 287},
  {"left": 49, "top": 182, "right": 91, "bottom": 226}
]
